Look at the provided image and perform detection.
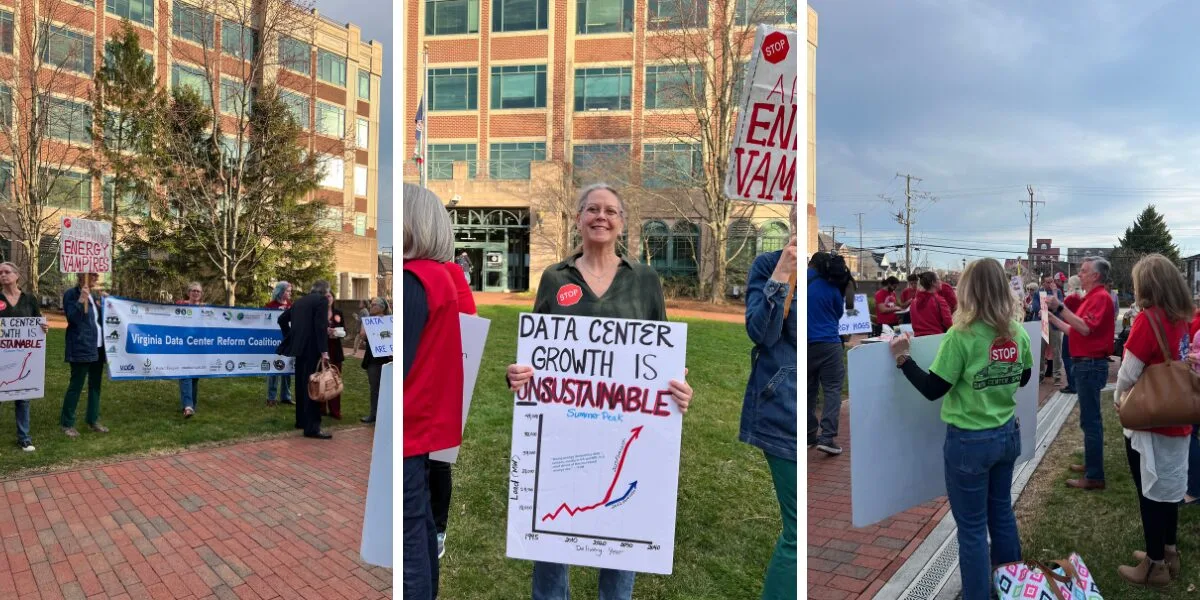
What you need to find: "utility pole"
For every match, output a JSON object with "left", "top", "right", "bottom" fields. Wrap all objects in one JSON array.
[
  {"left": 853, "top": 212, "right": 865, "bottom": 278},
  {"left": 896, "top": 173, "right": 922, "bottom": 274},
  {"left": 1020, "top": 185, "right": 1044, "bottom": 273},
  {"left": 824, "top": 225, "right": 843, "bottom": 249}
]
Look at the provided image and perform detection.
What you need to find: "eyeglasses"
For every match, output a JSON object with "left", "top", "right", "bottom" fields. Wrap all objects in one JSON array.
[{"left": 583, "top": 206, "right": 622, "bottom": 218}]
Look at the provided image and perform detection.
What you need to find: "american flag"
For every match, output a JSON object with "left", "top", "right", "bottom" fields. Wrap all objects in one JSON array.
[{"left": 414, "top": 95, "right": 425, "bottom": 165}]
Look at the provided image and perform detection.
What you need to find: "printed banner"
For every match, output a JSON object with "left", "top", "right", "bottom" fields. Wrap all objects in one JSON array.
[
  {"left": 849, "top": 322, "right": 1042, "bottom": 527},
  {"left": 431, "top": 314, "right": 492, "bottom": 464},
  {"left": 838, "top": 294, "right": 870, "bottom": 335},
  {"left": 0, "top": 317, "right": 46, "bottom": 401},
  {"left": 724, "top": 25, "right": 798, "bottom": 204},
  {"left": 59, "top": 217, "right": 112, "bottom": 273},
  {"left": 103, "top": 297, "right": 294, "bottom": 380},
  {"left": 506, "top": 313, "right": 688, "bottom": 574},
  {"left": 362, "top": 315, "right": 393, "bottom": 358}
]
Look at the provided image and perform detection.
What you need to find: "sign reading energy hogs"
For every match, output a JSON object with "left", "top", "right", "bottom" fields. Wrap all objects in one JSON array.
[
  {"left": 724, "top": 25, "right": 799, "bottom": 204},
  {"left": 103, "top": 297, "right": 294, "bottom": 380},
  {"left": 506, "top": 313, "right": 688, "bottom": 575}
]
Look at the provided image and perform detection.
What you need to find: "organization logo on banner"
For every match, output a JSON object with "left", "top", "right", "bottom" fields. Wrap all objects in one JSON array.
[
  {"left": 106, "top": 316, "right": 120, "bottom": 325},
  {"left": 274, "top": 359, "right": 286, "bottom": 371}
]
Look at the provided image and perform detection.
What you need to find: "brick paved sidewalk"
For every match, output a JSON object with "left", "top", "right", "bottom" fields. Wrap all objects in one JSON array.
[
  {"left": 808, "top": 380, "right": 1060, "bottom": 600},
  {"left": 0, "top": 427, "right": 391, "bottom": 600}
]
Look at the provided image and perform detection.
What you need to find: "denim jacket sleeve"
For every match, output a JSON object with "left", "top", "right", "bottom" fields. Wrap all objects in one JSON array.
[
  {"left": 63, "top": 287, "right": 86, "bottom": 326},
  {"left": 745, "top": 252, "right": 787, "bottom": 347}
]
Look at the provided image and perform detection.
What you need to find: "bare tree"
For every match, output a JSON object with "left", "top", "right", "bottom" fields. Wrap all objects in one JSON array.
[
  {"left": 623, "top": 0, "right": 795, "bottom": 302},
  {"left": 0, "top": 0, "right": 103, "bottom": 295},
  {"left": 140, "top": 0, "right": 337, "bottom": 305}
]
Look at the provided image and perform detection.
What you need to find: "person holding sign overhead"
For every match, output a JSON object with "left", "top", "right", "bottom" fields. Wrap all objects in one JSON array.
[
  {"left": 505, "top": 183, "right": 694, "bottom": 600},
  {"left": 60, "top": 273, "right": 110, "bottom": 438},
  {"left": 887, "top": 258, "right": 1033, "bottom": 600},
  {"left": 741, "top": 205, "right": 797, "bottom": 600},
  {"left": 0, "top": 262, "right": 49, "bottom": 452},
  {"left": 402, "top": 184, "right": 465, "bottom": 600}
]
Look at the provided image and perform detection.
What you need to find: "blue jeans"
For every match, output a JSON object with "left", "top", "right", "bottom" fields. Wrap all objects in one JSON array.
[
  {"left": 1061, "top": 336, "right": 1074, "bottom": 390},
  {"left": 532, "top": 562, "right": 634, "bottom": 600},
  {"left": 1073, "top": 358, "right": 1109, "bottom": 481},
  {"left": 943, "top": 418, "right": 1022, "bottom": 600},
  {"left": 179, "top": 379, "right": 199, "bottom": 411},
  {"left": 1188, "top": 426, "right": 1200, "bottom": 498},
  {"left": 268, "top": 375, "right": 292, "bottom": 402},
  {"left": 404, "top": 455, "right": 437, "bottom": 600},
  {"left": 14, "top": 400, "right": 30, "bottom": 446}
]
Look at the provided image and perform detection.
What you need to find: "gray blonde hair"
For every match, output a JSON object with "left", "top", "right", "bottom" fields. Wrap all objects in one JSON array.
[
  {"left": 404, "top": 184, "right": 454, "bottom": 262},
  {"left": 0, "top": 262, "right": 19, "bottom": 280},
  {"left": 576, "top": 183, "right": 626, "bottom": 216},
  {"left": 310, "top": 280, "right": 331, "bottom": 295}
]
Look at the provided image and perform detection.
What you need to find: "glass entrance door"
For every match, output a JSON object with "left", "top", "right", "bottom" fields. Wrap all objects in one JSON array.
[{"left": 482, "top": 246, "right": 507, "bottom": 292}]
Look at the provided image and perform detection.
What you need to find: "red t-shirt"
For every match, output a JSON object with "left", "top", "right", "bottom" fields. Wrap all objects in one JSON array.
[
  {"left": 1064, "top": 294, "right": 1082, "bottom": 313},
  {"left": 1188, "top": 310, "right": 1200, "bottom": 340},
  {"left": 1123, "top": 307, "right": 1192, "bottom": 437},
  {"left": 938, "top": 283, "right": 958, "bottom": 313},
  {"left": 900, "top": 287, "right": 917, "bottom": 307},
  {"left": 875, "top": 288, "right": 899, "bottom": 326},
  {"left": 1068, "top": 286, "right": 1115, "bottom": 359},
  {"left": 910, "top": 291, "right": 952, "bottom": 337}
]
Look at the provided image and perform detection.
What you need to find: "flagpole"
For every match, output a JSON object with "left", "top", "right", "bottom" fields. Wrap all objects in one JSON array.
[{"left": 420, "top": 45, "right": 429, "bottom": 189}]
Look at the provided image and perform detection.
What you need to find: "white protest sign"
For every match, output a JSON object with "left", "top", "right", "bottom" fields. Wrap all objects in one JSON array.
[
  {"left": 1009, "top": 276, "right": 1024, "bottom": 298},
  {"left": 431, "top": 314, "right": 491, "bottom": 464},
  {"left": 360, "top": 363, "right": 392, "bottom": 567},
  {"left": 1039, "top": 292, "right": 1049, "bottom": 343},
  {"left": 59, "top": 217, "right": 112, "bottom": 273},
  {"left": 506, "top": 313, "right": 687, "bottom": 574},
  {"left": 0, "top": 317, "right": 46, "bottom": 401},
  {"left": 362, "top": 315, "right": 393, "bottom": 358},
  {"left": 849, "top": 322, "right": 1042, "bottom": 528},
  {"left": 724, "top": 25, "right": 798, "bottom": 203},
  {"left": 838, "top": 294, "right": 870, "bottom": 335}
]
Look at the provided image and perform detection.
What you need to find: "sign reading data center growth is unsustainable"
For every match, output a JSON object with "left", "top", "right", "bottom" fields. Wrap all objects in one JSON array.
[
  {"left": 0, "top": 318, "right": 47, "bottom": 401},
  {"left": 104, "top": 297, "right": 294, "bottom": 380},
  {"left": 506, "top": 313, "right": 688, "bottom": 574},
  {"left": 724, "top": 25, "right": 799, "bottom": 204}
]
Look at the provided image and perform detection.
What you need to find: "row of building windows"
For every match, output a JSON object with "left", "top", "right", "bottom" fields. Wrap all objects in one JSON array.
[
  {"left": 425, "top": 0, "right": 795, "bottom": 35},
  {"left": 427, "top": 64, "right": 712, "bottom": 112},
  {"left": 0, "top": 10, "right": 373, "bottom": 102},
  {"left": 426, "top": 142, "right": 701, "bottom": 188}
]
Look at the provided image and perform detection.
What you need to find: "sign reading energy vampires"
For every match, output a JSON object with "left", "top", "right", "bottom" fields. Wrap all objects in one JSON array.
[
  {"left": 103, "top": 297, "right": 294, "bottom": 380},
  {"left": 59, "top": 216, "right": 112, "bottom": 273},
  {"left": 724, "top": 25, "right": 798, "bottom": 204}
]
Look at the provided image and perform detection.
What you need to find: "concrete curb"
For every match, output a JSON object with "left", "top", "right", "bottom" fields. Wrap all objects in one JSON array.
[{"left": 873, "top": 386, "right": 1101, "bottom": 600}]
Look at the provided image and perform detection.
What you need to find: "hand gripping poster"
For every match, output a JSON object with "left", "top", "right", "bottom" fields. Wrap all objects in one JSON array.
[
  {"left": 506, "top": 313, "right": 688, "bottom": 574},
  {"left": 103, "top": 297, "right": 294, "bottom": 380}
]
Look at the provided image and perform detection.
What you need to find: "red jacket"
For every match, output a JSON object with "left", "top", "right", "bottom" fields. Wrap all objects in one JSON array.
[
  {"left": 938, "top": 283, "right": 957, "bottom": 313},
  {"left": 910, "top": 290, "right": 952, "bottom": 337},
  {"left": 403, "top": 259, "right": 464, "bottom": 457}
]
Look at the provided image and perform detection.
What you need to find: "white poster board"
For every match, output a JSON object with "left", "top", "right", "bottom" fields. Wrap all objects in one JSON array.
[
  {"left": 362, "top": 315, "right": 393, "bottom": 358},
  {"left": 1009, "top": 276, "right": 1024, "bottom": 298},
  {"left": 0, "top": 317, "right": 46, "bottom": 401},
  {"left": 849, "top": 322, "right": 1042, "bottom": 528},
  {"left": 723, "top": 25, "right": 798, "bottom": 203},
  {"left": 506, "top": 314, "right": 687, "bottom": 574},
  {"left": 430, "top": 314, "right": 491, "bottom": 464},
  {"left": 838, "top": 294, "right": 871, "bottom": 335},
  {"left": 59, "top": 217, "right": 112, "bottom": 273},
  {"left": 360, "top": 363, "right": 392, "bottom": 568},
  {"left": 103, "top": 297, "right": 292, "bottom": 379},
  {"left": 1039, "top": 292, "right": 1050, "bottom": 343}
]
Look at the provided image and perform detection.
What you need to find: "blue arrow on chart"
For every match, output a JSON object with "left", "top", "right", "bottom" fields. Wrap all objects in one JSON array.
[{"left": 605, "top": 481, "right": 637, "bottom": 507}]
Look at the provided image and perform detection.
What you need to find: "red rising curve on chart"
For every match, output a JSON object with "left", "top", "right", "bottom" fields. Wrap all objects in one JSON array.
[
  {"left": 0, "top": 352, "right": 32, "bottom": 387},
  {"left": 541, "top": 426, "right": 643, "bottom": 522}
]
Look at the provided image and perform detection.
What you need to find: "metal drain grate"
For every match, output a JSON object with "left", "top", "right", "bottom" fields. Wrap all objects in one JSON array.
[{"left": 900, "top": 537, "right": 959, "bottom": 599}]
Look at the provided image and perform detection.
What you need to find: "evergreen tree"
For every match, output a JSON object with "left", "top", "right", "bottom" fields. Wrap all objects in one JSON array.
[{"left": 1109, "top": 204, "right": 1180, "bottom": 293}]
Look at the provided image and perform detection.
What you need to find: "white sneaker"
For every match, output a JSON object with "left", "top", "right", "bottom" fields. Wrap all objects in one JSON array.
[
  {"left": 437, "top": 532, "right": 446, "bottom": 559},
  {"left": 21, "top": 444, "right": 34, "bottom": 452}
]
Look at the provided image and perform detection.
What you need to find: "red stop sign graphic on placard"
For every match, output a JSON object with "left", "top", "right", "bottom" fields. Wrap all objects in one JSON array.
[
  {"left": 762, "top": 31, "right": 789, "bottom": 64},
  {"left": 63, "top": 218, "right": 72, "bottom": 228}
]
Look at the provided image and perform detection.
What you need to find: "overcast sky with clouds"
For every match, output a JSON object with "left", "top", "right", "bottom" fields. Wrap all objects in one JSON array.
[
  {"left": 312, "top": 0, "right": 392, "bottom": 251},
  {"left": 810, "top": 0, "right": 1200, "bottom": 270}
]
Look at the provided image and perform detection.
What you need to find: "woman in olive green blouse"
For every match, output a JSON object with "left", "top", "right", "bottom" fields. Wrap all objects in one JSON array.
[{"left": 506, "top": 183, "right": 693, "bottom": 600}]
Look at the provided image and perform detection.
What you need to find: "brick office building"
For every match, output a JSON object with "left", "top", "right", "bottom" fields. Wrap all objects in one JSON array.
[
  {"left": 405, "top": 0, "right": 807, "bottom": 294},
  {"left": 0, "top": 0, "right": 383, "bottom": 299}
]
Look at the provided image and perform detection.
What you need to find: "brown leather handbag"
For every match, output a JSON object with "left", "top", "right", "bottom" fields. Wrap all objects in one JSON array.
[
  {"left": 1117, "top": 312, "right": 1200, "bottom": 429},
  {"left": 308, "top": 358, "right": 343, "bottom": 403}
]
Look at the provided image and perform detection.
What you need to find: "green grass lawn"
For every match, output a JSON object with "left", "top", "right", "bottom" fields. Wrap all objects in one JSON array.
[
  {"left": 439, "top": 306, "right": 783, "bottom": 600},
  {"left": 0, "top": 330, "right": 370, "bottom": 479},
  {"left": 1019, "top": 397, "right": 1200, "bottom": 599}
]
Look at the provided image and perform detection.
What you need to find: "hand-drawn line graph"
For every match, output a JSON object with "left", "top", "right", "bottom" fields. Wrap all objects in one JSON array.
[
  {"left": 0, "top": 352, "right": 37, "bottom": 395},
  {"left": 530, "top": 417, "right": 653, "bottom": 545}
]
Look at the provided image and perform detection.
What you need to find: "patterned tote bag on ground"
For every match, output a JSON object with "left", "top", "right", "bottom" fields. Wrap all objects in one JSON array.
[{"left": 994, "top": 553, "right": 1102, "bottom": 600}]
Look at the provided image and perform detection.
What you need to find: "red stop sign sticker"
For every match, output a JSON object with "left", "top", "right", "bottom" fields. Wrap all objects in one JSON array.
[
  {"left": 762, "top": 31, "right": 790, "bottom": 64},
  {"left": 557, "top": 284, "right": 583, "bottom": 307}
]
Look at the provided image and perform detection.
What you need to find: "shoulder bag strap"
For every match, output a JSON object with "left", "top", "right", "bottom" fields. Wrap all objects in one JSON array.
[{"left": 1145, "top": 310, "right": 1173, "bottom": 365}]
